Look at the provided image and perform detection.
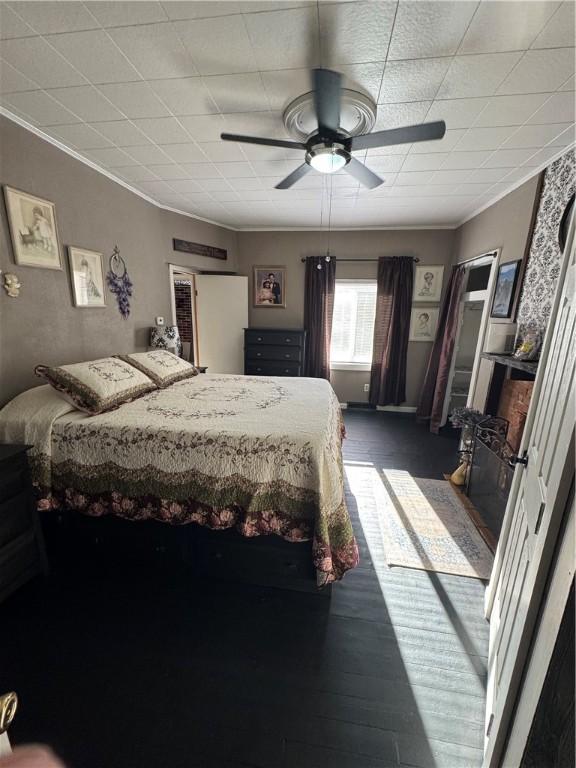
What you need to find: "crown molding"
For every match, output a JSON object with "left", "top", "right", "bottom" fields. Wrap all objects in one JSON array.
[
  {"left": 236, "top": 224, "right": 457, "bottom": 231},
  {"left": 455, "top": 144, "right": 575, "bottom": 228}
]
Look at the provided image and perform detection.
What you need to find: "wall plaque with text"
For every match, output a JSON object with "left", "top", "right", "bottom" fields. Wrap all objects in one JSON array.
[{"left": 173, "top": 238, "right": 227, "bottom": 260}]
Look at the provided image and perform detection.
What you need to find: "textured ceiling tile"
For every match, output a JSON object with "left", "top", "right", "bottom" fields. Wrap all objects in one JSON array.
[
  {"left": 497, "top": 47, "right": 575, "bottom": 94},
  {"left": 163, "top": 2, "right": 240, "bottom": 21},
  {"left": 2, "top": 89, "right": 81, "bottom": 125},
  {"left": 521, "top": 145, "right": 566, "bottom": 166},
  {"left": 144, "top": 164, "right": 192, "bottom": 180},
  {"left": 114, "top": 165, "right": 160, "bottom": 183},
  {"left": 527, "top": 92, "right": 576, "bottom": 125},
  {"left": 441, "top": 150, "right": 493, "bottom": 169},
  {"left": 437, "top": 52, "right": 522, "bottom": 99},
  {"left": 84, "top": 146, "right": 138, "bottom": 167},
  {"left": 401, "top": 153, "right": 448, "bottom": 171},
  {"left": 124, "top": 144, "right": 173, "bottom": 164},
  {"left": 482, "top": 147, "right": 543, "bottom": 168},
  {"left": 455, "top": 126, "right": 517, "bottom": 151},
  {"left": 197, "top": 177, "right": 234, "bottom": 192},
  {"left": 409, "top": 128, "right": 466, "bottom": 154},
  {"left": 395, "top": 170, "right": 434, "bottom": 186},
  {"left": 204, "top": 72, "right": 269, "bottom": 113},
  {"left": 379, "top": 58, "right": 451, "bottom": 104},
  {"left": 47, "top": 85, "right": 124, "bottom": 122},
  {"left": 108, "top": 23, "right": 197, "bottom": 80},
  {"left": 9, "top": 1, "right": 98, "bottom": 34},
  {"left": 165, "top": 179, "right": 203, "bottom": 194},
  {"left": 260, "top": 68, "right": 312, "bottom": 111},
  {"left": 365, "top": 154, "right": 406, "bottom": 172},
  {"left": 375, "top": 101, "right": 432, "bottom": 130},
  {"left": 388, "top": 1, "right": 477, "bottom": 60},
  {"left": 179, "top": 114, "right": 226, "bottom": 142},
  {"left": 89, "top": 120, "right": 152, "bottom": 147},
  {"left": 0, "top": 37, "right": 87, "bottom": 88},
  {"left": 459, "top": 1, "right": 560, "bottom": 54},
  {"left": 470, "top": 167, "right": 515, "bottom": 184},
  {"left": 503, "top": 122, "right": 573, "bottom": 149},
  {"left": 149, "top": 77, "right": 218, "bottom": 116},
  {"left": 84, "top": 1, "right": 168, "bottom": 27},
  {"left": 0, "top": 4, "right": 36, "bottom": 38},
  {"left": 559, "top": 74, "right": 575, "bottom": 92},
  {"left": 176, "top": 15, "right": 257, "bottom": 75},
  {"left": 156, "top": 143, "right": 206, "bottom": 163},
  {"left": 198, "top": 140, "right": 246, "bottom": 161},
  {"left": 0, "top": 60, "right": 39, "bottom": 93},
  {"left": 244, "top": 6, "right": 319, "bottom": 70},
  {"left": 531, "top": 1, "right": 576, "bottom": 49},
  {"left": 427, "top": 97, "right": 490, "bottom": 129},
  {"left": 213, "top": 161, "right": 255, "bottom": 177},
  {"left": 339, "top": 62, "right": 385, "bottom": 102},
  {"left": 473, "top": 93, "right": 551, "bottom": 127},
  {"left": 98, "top": 82, "right": 170, "bottom": 119},
  {"left": 319, "top": 1, "right": 396, "bottom": 66},
  {"left": 48, "top": 30, "right": 141, "bottom": 84},
  {"left": 429, "top": 168, "right": 473, "bottom": 184},
  {"left": 46, "top": 123, "right": 113, "bottom": 149}
]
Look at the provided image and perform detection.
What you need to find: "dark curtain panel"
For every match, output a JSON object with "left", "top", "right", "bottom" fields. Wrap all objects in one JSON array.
[
  {"left": 369, "top": 257, "right": 414, "bottom": 407},
  {"left": 303, "top": 256, "right": 336, "bottom": 379},
  {"left": 416, "top": 264, "right": 467, "bottom": 433}
]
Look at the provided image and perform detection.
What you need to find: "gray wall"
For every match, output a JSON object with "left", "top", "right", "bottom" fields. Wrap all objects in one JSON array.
[
  {"left": 236, "top": 229, "right": 456, "bottom": 406},
  {"left": 0, "top": 116, "right": 238, "bottom": 404}
]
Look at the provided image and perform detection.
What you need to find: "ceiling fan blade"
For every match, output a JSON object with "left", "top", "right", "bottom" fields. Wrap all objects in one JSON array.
[
  {"left": 220, "top": 133, "right": 306, "bottom": 150},
  {"left": 351, "top": 121, "right": 447, "bottom": 151},
  {"left": 275, "top": 163, "right": 312, "bottom": 189},
  {"left": 313, "top": 68, "right": 342, "bottom": 136},
  {"left": 344, "top": 157, "right": 384, "bottom": 189}
]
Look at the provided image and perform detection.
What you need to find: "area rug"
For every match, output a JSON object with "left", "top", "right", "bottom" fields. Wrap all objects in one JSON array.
[{"left": 375, "top": 470, "right": 494, "bottom": 580}]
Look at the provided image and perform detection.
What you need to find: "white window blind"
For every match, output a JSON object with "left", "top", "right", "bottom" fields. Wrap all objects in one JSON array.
[{"left": 330, "top": 280, "right": 377, "bottom": 365}]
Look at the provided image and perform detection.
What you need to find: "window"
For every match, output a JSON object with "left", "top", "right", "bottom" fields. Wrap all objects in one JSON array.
[{"left": 330, "top": 280, "right": 377, "bottom": 368}]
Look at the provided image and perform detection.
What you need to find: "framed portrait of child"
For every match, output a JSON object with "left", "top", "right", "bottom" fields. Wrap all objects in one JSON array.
[
  {"left": 3, "top": 186, "right": 62, "bottom": 269},
  {"left": 253, "top": 266, "right": 286, "bottom": 308}
]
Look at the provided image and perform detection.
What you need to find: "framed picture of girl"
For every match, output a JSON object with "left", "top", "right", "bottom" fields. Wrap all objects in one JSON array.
[
  {"left": 68, "top": 246, "right": 106, "bottom": 308},
  {"left": 253, "top": 266, "right": 286, "bottom": 308},
  {"left": 413, "top": 265, "right": 444, "bottom": 302},
  {"left": 3, "top": 186, "right": 62, "bottom": 269}
]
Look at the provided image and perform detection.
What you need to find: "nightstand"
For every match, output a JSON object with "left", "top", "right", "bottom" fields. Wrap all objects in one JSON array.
[{"left": 0, "top": 445, "right": 47, "bottom": 603}]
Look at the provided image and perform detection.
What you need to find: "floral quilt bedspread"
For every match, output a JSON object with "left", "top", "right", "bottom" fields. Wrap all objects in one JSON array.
[{"left": 0, "top": 375, "right": 359, "bottom": 584}]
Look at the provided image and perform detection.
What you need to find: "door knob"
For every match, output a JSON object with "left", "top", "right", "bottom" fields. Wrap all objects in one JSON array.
[{"left": 0, "top": 692, "right": 17, "bottom": 735}]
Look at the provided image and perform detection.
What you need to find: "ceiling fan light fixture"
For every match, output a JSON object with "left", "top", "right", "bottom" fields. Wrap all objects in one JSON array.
[{"left": 306, "top": 143, "right": 349, "bottom": 174}]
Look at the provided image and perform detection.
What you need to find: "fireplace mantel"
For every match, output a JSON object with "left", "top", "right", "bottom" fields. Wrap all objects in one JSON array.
[{"left": 481, "top": 352, "right": 538, "bottom": 376}]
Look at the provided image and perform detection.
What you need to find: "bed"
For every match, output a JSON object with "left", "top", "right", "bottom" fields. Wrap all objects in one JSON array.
[{"left": 0, "top": 373, "right": 359, "bottom": 586}]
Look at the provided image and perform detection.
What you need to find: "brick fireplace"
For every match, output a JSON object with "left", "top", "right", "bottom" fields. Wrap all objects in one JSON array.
[{"left": 497, "top": 380, "right": 534, "bottom": 452}]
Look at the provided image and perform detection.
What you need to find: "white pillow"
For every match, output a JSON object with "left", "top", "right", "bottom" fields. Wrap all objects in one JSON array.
[{"left": 117, "top": 350, "right": 199, "bottom": 388}]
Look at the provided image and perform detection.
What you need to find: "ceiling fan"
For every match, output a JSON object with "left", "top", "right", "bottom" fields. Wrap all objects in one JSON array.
[{"left": 221, "top": 68, "right": 446, "bottom": 190}]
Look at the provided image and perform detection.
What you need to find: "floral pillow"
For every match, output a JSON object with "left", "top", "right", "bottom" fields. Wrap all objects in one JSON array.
[
  {"left": 117, "top": 350, "right": 199, "bottom": 388},
  {"left": 35, "top": 357, "right": 156, "bottom": 415}
]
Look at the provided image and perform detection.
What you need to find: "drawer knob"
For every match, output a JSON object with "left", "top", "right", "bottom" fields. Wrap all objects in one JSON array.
[
  {"left": 285, "top": 369, "right": 290, "bottom": 373},
  {"left": 284, "top": 354, "right": 290, "bottom": 358},
  {"left": 257, "top": 337, "right": 262, "bottom": 342},
  {"left": 256, "top": 352, "right": 261, "bottom": 357},
  {"left": 257, "top": 367, "right": 262, "bottom": 372},
  {"left": 285, "top": 338, "right": 292, "bottom": 343}
]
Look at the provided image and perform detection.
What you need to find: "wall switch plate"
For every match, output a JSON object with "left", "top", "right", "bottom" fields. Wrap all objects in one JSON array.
[
  {"left": 363, "top": 383, "right": 370, "bottom": 392},
  {"left": 155, "top": 316, "right": 165, "bottom": 326}
]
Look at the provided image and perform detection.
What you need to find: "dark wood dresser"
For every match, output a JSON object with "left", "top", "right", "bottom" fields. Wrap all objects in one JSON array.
[
  {"left": 0, "top": 445, "right": 47, "bottom": 603},
  {"left": 244, "top": 328, "right": 307, "bottom": 376}
]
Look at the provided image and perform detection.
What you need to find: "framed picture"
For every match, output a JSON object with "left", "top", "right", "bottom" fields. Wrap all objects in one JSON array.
[
  {"left": 68, "top": 246, "right": 106, "bottom": 308},
  {"left": 409, "top": 307, "right": 439, "bottom": 342},
  {"left": 3, "top": 186, "right": 62, "bottom": 269},
  {"left": 253, "top": 266, "right": 286, "bottom": 308},
  {"left": 491, "top": 260, "right": 521, "bottom": 319},
  {"left": 413, "top": 265, "right": 444, "bottom": 302}
]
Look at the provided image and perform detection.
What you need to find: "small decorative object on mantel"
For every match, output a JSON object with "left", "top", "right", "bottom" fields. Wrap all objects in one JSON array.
[
  {"left": 1, "top": 271, "right": 21, "bottom": 297},
  {"left": 173, "top": 238, "right": 227, "bottom": 261},
  {"left": 150, "top": 325, "right": 182, "bottom": 357},
  {"left": 513, "top": 327, "right": 542, "bottom": 361},
  {"left": 106, "top": 245, "right": 133, "bottom": 319}
]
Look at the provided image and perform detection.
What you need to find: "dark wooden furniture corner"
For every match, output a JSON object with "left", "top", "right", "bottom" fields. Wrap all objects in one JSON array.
[{"left": 0, "top": 444, "right": 47, "bottom": 603}]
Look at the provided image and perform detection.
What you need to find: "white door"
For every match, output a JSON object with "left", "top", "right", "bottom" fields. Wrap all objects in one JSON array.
[
  {"left": 483, "top": 225, "right": 575, "bottom": 767},
  {"left": 193, "top": 275, "right": 248, "bottom": 374}
]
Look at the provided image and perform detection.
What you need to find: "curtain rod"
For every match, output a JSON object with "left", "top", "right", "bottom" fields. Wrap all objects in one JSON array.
[{"left": 300, "top": 257, "right": 420, "bottom": 263}]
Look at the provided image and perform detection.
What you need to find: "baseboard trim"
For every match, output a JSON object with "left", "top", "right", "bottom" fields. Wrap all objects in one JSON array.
[{"left": 376, "top": 405, "right": 418, "bottom": 413}]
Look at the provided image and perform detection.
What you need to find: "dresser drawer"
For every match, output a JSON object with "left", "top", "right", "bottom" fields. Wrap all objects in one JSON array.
[
  {"left": 246, "top": 345, "right": 303, "bottom": 362},
  {"left": 0, "top": 491, "right": 33, "bottom": 549},
  {"left": 246, "top": 361, "right": 302, "bottom": 377},
  {"left": 245, "top": 330, "right": 303, "bottom": 347}
]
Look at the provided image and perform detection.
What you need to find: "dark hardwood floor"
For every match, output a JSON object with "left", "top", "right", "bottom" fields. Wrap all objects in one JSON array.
[{"left": 0, "top": 410, "right": 489, "bottom": 768}]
